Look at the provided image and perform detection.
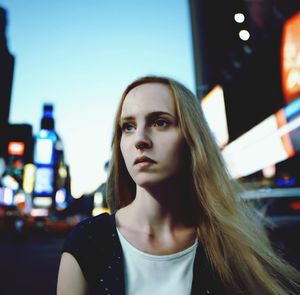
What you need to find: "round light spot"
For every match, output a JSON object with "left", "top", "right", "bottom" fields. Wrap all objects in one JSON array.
[
  {"left": 239, "top": 30, "right": 250, "bottom": 41},
  {"left": 234, "top": 13, "right": 245, "bottom": 23}
]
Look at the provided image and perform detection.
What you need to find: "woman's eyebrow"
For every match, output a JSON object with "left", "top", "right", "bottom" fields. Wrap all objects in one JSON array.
[
  {"left": 120, "top": 111, "right": 175, "bottom": 123},
  {"left": 146, "top": 111, "right": 175, "bottom": 120}
]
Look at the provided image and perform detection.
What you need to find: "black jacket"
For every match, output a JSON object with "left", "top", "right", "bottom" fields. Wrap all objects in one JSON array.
[{"left": 63, "top": 213, "right": 228, "bottom": 295}]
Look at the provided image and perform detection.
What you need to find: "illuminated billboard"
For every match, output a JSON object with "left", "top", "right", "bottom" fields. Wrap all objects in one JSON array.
[
  {"left": 223, "top": 97, "right": 300, "bottom": 178},
  {"left": 281, "top": 12, "right": 300, "bottom": 104},
  {"left": 34, "top": 167, "right": 54, "bottom": 195},
  {"left": 201, "top": 85, "right": 229, "bottom": 147},
  {"left": 0, "top": 187, "right": 14, "bottom": 205},
  {"left": 23, "top": 164, "right": 36, "bottom": 194},
  {"left": 34, "top": 138, "right": 53, "bottom": 165}
]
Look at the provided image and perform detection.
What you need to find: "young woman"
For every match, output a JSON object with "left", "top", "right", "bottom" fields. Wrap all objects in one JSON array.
[{"left": 57, "top": 76, "right": 300, "bottom": 295}]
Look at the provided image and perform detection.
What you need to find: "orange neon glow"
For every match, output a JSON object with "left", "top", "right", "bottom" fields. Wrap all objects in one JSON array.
[
  {"left": 275, "top": 109, "right": 287, "bottom": 128},
  {"left": 8, "top": 142, "right": 25, "bottom": 156},
  {"left": 275, "top": 109, "right": 295, "bottom": 157},
  {"left": 281, "top": 12, "right": 300, "bottom": 104}
]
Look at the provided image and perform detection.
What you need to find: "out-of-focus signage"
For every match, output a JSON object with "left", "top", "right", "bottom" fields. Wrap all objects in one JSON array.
[
  {"left": 201, "top": 85, "right": 229, "bottom": 147},
  {"left": 281, "top": 12, "right": 300, "bottom": 104},
  {"left": 14, "top": 192, "right": 26, "bottom": 206},
  {"left": 262, "top": 165, "right": 276, "bottom": 178},
  {"left": 12, "top": 159, "right": 23, "bottom": 170},
  {"left": 34, "top": 167, "right": 54, "bottom": 195},
  {"left": 0, "top": 187, "right": 14, "bottom": 205},
  {"left": 0, "top": 187, "right": 4, "bottom": 204},
  {"left": 55, "top": 188, "right": 67, "bottom": 210},
  {"left": 2, "top": 175, "right": 19, "bottom": 190},
  {"left": 31, "top": 208, "right": 49, "bottom": 216},
  {"left": 23, "top": 164, "right": 36, "bottom": 194},
  {"left": 0, "top": 158, "right": 5, "bottom": 177},
  {"left": 34, "top": 138, "right": 53, "bottom": 165},
  {"left": 223, "top": 97, "right": 300, "bottom": 178},
  {"left": 32, "top": 197, "right": 52, "bottom": 208},
  {"left": 8, "top": 142, "right": 25, "bottom": 156}
]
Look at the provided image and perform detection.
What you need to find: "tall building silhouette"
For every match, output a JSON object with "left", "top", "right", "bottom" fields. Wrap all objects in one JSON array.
[{"left": 0, "top": 7, "right": 14, "bottom": 158}]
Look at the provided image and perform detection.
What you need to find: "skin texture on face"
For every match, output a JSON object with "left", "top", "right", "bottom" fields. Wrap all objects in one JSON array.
[{"left": 120, "top": 83, "right": 186, "bottom": 189}]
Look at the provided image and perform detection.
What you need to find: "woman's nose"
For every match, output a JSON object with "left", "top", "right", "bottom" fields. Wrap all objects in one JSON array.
[{"left": 134, "top": 128, "right": 152, "bottom": 150}]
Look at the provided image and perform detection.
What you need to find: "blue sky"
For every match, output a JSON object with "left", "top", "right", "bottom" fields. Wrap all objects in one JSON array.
[{"left": 0, "top": 0, "right": 196, "bottom": 197}]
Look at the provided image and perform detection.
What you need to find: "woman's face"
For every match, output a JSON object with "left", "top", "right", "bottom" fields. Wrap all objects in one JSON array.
[{"left": 120, "top": 82, "right": 186, "bottom": 188}]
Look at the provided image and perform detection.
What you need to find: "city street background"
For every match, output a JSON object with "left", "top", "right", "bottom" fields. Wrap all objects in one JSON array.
[{"left": 1, "top": 1, "right": 300, "bottom": 294}]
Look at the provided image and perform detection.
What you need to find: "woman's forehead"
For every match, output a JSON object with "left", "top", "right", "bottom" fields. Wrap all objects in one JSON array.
[{"left": 120, "top": 83, "right": 176, "bottom": 118}]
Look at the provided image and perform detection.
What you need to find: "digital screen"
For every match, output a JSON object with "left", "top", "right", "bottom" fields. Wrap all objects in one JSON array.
[
  {"left": 34, "top": 167, "right": 54, "bottom": 195},
  {"left": 201, "top": 85, "right": 229, "bottom": 147},
  {"left": 223, "top": 115, "right": 289, "bottom": 178},
  {"left": 222, "top": 98, "right": 300, "bottom": 178},
  {"left": 34, "top": 138, "right": 53, "bottom": 165}
]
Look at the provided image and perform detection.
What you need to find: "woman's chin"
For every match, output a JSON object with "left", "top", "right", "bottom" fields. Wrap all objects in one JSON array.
[
  {"left": 134, "top": 174, "right": 178, "bottom": 190},
  {"left": 134, "top": 176, "right": 165, "bottom": 188}
]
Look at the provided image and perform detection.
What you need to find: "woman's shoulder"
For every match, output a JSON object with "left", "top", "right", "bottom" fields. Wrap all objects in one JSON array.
[
  {"left": 61, "top": 213, "right": 115, "bottom": 284},
  {"left": 73, "top": 212, "right": 112, "bottom": 232},
  {"left": 63, "top": 213, "right": 114, "bottom": 255}
]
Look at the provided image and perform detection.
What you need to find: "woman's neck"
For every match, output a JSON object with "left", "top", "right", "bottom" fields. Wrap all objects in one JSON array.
[
  {"left": 115, "top": 185, "right": 197, "bottom": 255},
  {"left": 120, "top": 183, "right": 196, "bottom": 234}
]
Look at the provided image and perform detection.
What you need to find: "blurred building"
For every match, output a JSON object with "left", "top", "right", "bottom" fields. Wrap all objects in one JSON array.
[
  {"left": 0, "top": 7, "right": 14, "bottom": 159},
  {"left": 190, "top": 0, "right": 300, "bottom": 186},
  {"left": 32, "top": 104, "right": 71, "bottom": 213}
]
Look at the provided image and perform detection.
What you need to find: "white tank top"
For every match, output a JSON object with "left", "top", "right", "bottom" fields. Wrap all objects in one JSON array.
[{"left": 117, "top": 228, "right": 198, "bottom": 295}]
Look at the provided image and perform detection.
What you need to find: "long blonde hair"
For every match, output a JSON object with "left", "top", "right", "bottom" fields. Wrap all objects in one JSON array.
[{"left": 106, "top": 76, "right": 300, "bottom": 294}]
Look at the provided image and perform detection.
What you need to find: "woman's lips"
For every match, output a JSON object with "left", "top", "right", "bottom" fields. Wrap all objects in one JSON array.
[
  {"left": 134, "top": 156, "right": 156, "bottom": 165},
  {"left": 135, "top": 161, "right": 154, "bottom": 168}
]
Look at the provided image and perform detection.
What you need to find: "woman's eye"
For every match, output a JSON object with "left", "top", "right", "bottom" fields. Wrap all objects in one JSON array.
[
  {"left": 153, "top": 119, "right": 168, "bottom": 127},
  {"left": 121, "top": 123, "right": 135, "bottom": 132}
]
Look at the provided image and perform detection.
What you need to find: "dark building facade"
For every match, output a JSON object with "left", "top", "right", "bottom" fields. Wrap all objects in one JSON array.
[
  {"left": 0, "top": 7, "right": 14, "bottom": 158},
  {"left": 189, "top": 0, "right": 300, "bottom": 140}
]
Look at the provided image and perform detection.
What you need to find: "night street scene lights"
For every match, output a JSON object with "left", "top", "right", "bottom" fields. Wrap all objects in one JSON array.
[{"left": 32, "top": 104, "right": 71, "bottom": 216}]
